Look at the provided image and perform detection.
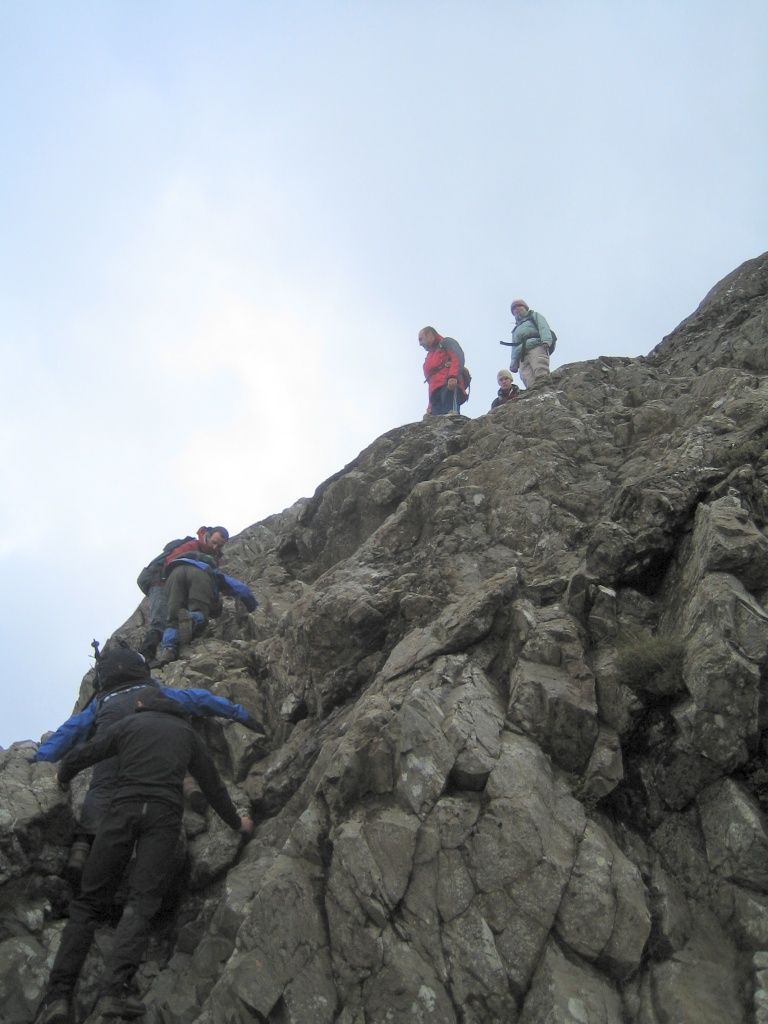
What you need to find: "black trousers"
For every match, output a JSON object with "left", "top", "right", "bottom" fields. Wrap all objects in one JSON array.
[{"left": 48, "top": 798, "right": 181, "bottom": 998}]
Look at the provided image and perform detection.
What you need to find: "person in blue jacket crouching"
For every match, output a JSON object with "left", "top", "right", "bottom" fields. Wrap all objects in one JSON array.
[{"left": 156, "top": 555, "right": 258, "bottom": 666}]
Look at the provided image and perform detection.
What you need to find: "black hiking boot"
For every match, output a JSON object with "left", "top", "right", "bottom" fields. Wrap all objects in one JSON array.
[
  {"left": 138, "top": 630, "right": 161, "bottom": 661},
  {"left": 155, "top": 645, "right": 179, "bottom": 667},
  {"left": 36, "top": 995, "right": 72, "bottom": 1024},
  {"left": 63, "top": 836, "right": 91, "bottom": 884},
  {"left": 97, "top": 990, "right": 146, "bottom": 1018}
]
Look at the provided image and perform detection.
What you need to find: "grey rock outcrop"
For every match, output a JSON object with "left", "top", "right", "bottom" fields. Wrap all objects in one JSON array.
[{"left": 3, "top": 251, "right": 768, "bottom": 1022}]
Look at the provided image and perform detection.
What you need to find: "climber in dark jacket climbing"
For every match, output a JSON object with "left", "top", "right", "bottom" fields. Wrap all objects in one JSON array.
[
  {"left": 36, "top": 691, "right": 254, "bottom": 1024},
  {"left": 33, "top": 645, "right": 264, "bottom": 876}
]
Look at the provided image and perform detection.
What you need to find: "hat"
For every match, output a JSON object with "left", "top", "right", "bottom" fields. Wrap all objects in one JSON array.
[
  {"left": 510, "top": 299, "right": 529, "bottom": 312},
  {"left": 95, "top": 646, "right": 150, "bottom": 693},
  {"left": 497, "top": 369, "right": 514, "bottom": 380}
]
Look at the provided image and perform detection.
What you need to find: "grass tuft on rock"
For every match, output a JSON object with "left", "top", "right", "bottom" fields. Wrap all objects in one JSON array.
[{"left": 615, "top": 632, "right": 685, "bottom": 697}]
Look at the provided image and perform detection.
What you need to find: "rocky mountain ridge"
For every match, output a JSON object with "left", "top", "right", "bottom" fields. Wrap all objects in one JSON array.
[{"left": 2, "top": 251, "right": 768, "bottom": 1023}]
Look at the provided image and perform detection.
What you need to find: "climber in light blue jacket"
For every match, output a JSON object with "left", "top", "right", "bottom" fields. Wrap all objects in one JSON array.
[{"left": 507, "top": 299, "right": 556, "bottom": 389}]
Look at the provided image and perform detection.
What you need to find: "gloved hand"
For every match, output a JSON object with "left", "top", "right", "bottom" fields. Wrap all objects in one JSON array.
[
  {"left": 241, "top": 714, "right": 266, "bottom": 736},
  {"left": 240, "top": 594, "right": 258, "bottom": 613}
]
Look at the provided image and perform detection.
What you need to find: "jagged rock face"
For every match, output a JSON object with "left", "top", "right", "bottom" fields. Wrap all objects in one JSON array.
[
  {"left": 649, "top": 250, "right": 768, "bottom": 377},
  {"left": 3, "top": 251, "right": 768, "bottom": 1023}
]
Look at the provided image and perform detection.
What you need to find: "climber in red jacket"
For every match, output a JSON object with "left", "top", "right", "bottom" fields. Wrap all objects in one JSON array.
[{"left": 418, "top": 325, "right": 469, "bottom": 416}]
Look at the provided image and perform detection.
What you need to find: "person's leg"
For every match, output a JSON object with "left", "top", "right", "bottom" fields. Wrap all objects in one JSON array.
[
  {"left": 100, "top": 803, "right": 182, "bottom": 997},
  {"left": 45, "top": 804, "right": 140, "bottom": 1000},
  {"left": 163, "top": 568, "right": 189, "bottom": 631},
  {"left": 140, "top": 585, "right": 168, "bottom": 659},
  {"left": 186, "top": 569, "right": 216, "bottom": 635},
  {"left": 429, "top": 385, "right": 456, "bottom": 416},
  {"left": 158, "top": 568, "right": 190, "bottom": 659},
  {"left": 63, "top": 833, "right": 93, "bottom": 886},
  {"left": 523, "top": 345, "right": 550, "bottom": 386}
]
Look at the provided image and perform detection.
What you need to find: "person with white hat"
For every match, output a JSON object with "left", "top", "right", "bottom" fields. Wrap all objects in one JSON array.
[{"left": 490, "top": 369, "right": 520, "bottom": 409}]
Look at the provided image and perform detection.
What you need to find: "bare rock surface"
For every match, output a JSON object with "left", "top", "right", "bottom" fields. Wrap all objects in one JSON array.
[{"left": 3, "top": 251, "right": 768, "bottom": 1022}]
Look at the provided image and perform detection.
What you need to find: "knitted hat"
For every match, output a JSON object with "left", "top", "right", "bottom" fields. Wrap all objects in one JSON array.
[
  {"left": 497, "top": 369, "right": 514, "bottom": 381},
  {"left": 510, "top": 299, "right": 529, "bottom": 312}
]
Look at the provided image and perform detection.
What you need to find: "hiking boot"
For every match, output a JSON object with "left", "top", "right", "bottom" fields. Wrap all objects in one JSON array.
[
  {"left": 189, "top": 610, "right": 207, "bottom": 638},
  {"left": 138, "top": 629, "right": 161, "bottom": 661},
  {"left": 64, "top": 837, "right": 91, "bottom": 883},
  {"left": 98, "top": 991, "right": 146, "bottom": 1018},
  {"left": 155, "top": 645, "right": 179, "bottom": 667},
  {"left": 36, "top": 996, "right": 71, "bottom": 1024}
]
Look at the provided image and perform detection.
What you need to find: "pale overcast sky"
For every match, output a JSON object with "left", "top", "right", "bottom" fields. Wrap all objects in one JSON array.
[{"left": 1, "top": 1, "right": 766, "bottom": 747}]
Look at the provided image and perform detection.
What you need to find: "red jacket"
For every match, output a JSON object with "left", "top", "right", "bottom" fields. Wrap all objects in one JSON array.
[
  {"left": 163, "top": 527, "right": 219, "bottom": 569},
  {"left": 422, "top": 336, "right": 467, "bottom": 398}
]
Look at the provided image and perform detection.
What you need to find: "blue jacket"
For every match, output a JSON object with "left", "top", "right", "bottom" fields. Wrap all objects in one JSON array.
[
  {"left": 33, "top": 678, "right": 254, "bottom": 833},
  {"left": 169, "top": 558, "right": 258, "bottom": 612},
  {"left": 508, "top": 310, "right": 555, "bottom": 373},
  {"left": 34, "top": 679, "right": 252, "bottom": 763}
]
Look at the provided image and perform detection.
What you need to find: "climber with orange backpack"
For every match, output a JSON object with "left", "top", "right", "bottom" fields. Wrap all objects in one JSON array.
[{"left": 418, "top": 325, "right": 471, "bottom": 416}]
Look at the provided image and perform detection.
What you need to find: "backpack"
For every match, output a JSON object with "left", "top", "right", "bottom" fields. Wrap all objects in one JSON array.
[
  {"left": 501, "top": 314, "right": 557, "bottom": 355},
  {"left": 439, "top": 338, "right": 472, "bottom": 404},
  {"left": 136, "top": 536, "right": 192, "bottom": 594},
  {"left": 532, "top": 313, "right": 557, "bottom": 354}
]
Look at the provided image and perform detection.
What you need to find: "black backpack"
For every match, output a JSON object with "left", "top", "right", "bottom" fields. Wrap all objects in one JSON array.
[{"left": 136, "top": 537, "right": 192, "bottom": 594}]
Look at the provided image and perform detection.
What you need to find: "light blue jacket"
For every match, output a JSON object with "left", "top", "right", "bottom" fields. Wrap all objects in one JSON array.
[{"left": 508, "top": 311, "right": 555, "bottom": 372}]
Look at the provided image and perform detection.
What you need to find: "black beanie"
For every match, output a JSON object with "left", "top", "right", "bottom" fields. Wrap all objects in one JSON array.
[{"left": 95, "top": 647, "right": 150, "bottom": 693}]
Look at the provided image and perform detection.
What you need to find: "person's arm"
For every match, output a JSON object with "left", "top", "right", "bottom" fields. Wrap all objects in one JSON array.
[
  {"left": 440, "top": 339, "right": 464, "bottom": 391},
  {"left": 163, "top": 686, "right": 265, "bottom": 733},
  {"left": 217, "top": 573, "right": 258, "bottom": 612},
  {"left": 533, "top": 312, "right": 554, "bottom": 348},
  {"left": 188, "top": 735, "right": 252, "bottom": 832},
  {"left": 509, "top": 341, "right": 523, "bottom": 373},
  {"left": 57, "top": 721, "right": 123, "bottom": 785},
  {"left": 32, "top": 703, "right": 97, "bottom": 763}
]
